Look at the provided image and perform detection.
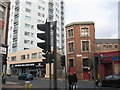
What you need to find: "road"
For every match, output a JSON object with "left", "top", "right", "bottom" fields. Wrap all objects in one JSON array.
[{"left": 6, "top": 75, "right": 120, "bottom": 90}]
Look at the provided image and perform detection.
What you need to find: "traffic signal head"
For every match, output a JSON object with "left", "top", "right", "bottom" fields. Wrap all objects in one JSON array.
[
  {"left": 60, "top": 55, "right": 65, "bottom": 67},
  {"left": 37, "top": 22, "right": 51, "bottom": 51},
  {"left": 2, "top": 54, "right": 7, "bottom": 64}
]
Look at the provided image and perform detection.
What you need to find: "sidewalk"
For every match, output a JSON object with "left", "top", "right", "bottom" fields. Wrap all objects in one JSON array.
[{"left": 2, "top": 81, "right": 24, "bottom": 89}]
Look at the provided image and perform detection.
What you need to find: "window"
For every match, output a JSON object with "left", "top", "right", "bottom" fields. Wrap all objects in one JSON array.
[
  {"left": 108, "top": 45, "right": 112, "bottom": 49},
  {"left": 69, "top": 59, "right": 74, "bottom": 67},
  {"left": 31, "top": 25, "right": 34, "bottom": 29},
  {"left": 83, "top": 58, "right": 88, "bottom": 67},
  {"left": 11, "top": 56, "right": 16, "bottom": 61},
  {"left": 25, "top": 16, "right": 31, "bottom": 20},
  {"left": 103, "top": 45, "right": 107, "bottom": 49},
  {"left": 38, "top": 6, "right": 45, "bottom": 10},
  {"left": 21, "top": 55, "right": 26, "bottom": 60},
  {"left": 26, "top": 1, "right": 31, "bottom": 6},
  {"left": 25, "top": 8, "right": 31, "bottom": 13},
  {"left": 115, "top": 45, "right": 118, "bottom": 49},
  {"left": 81, "top": 27, "right": 89, "bottom": 36},
  {"left": 68, "top": 29, "right": 74, "bottom": 38},
  {"left": 31, "top": 33, "right": 34, "bottom": 37},
  {"left": 97, "top": 44, "right": 101, "bottom": 50},
  {"left": 38, "top": 20, "right": 44, "bottom": 24},
  {"left": 24, "top": 31, "right": 30, "bottom": 36},
  {"left": 31, "top": 41, "right": 33, "bottom": 44},
  {"left": 24, "top": 40, "right": 30, "bottom": 44},
  {"left": 82, "top": 41, "right": 89, "bottom": 51},
  {"left": 38, "top": 52, "right": 42, "bottom": 58},
  {"left": 24, "top": 48, "right": 29, "bottom": 50},
  {"left": 38, "top": 12, "right": 45, "bottom": 17},
  {"left": 25, "top": 23, "right": 30, "bottom": 28},
  {"left": 27, "top": 54, "right": 29, "bottom": 59},
  {"left": 31, "top": 53, "right": 37, "bottom": 59},
  {"left": 68, "top": 42, "right": 74, "bottom": 53}
]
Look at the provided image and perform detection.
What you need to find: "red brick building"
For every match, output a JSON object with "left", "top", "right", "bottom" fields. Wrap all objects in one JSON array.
[
  {"left": 65, "top": 21, "right": 95, "bottom": 80},
  {"left": 94, "top": 39, "right": 120, "bottom": 79}
]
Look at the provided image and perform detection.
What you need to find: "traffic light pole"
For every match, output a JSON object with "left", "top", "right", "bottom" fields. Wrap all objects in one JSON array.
[{"left": 53, "top": 21, "right": 57, "bottom": 89}]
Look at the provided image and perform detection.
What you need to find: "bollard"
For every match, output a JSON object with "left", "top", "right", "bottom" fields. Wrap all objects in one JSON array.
[{"left": 25, "top": 81, "right": 32, "bottom": 90}]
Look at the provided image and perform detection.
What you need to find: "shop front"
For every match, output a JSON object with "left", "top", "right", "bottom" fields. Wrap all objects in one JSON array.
[
  {"left": 94, "top": 51, "right": 120, "bottom": 79},
  {"left": 10, "top": 62, "right": 45, "bottom": 77}
]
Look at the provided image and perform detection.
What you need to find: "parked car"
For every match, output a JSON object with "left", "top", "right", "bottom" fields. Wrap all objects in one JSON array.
[
  {"left": 18, "top": 73, "right": 33, "bottom": 80},
  {"left": 96, "top": 74, "right": 120, "bottom": 87}
]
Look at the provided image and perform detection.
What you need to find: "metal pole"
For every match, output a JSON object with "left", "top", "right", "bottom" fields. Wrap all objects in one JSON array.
[
  {"left": 98, "top": 53, "right": 102, "bottom": 90},
  {"left": 49, "top": 52, "right": 52, "bottom": 89},
  {"left": 65, "top": 66, "right": 67, "bottom": 90},
  {"left": 48, "top": 22, "right": 52, "bottom": 89},
  {"left": 53, "top": 21, "right": 57, "bottom": 89}
]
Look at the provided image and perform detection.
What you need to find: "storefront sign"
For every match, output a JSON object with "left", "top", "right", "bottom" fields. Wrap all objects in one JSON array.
[
  {"left": 0, "top": 46, "right": 6, "bottom": 54},
  {"left": 112, "top": 57, "right": 120, "bottom": 61},
  {"left": 15, "top": 63, "right": 35, "bottom": 67}
]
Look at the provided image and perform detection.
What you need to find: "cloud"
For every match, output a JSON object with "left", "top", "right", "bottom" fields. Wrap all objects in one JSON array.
[{"left": 65, "top": 1, "right": 118, "bottom": 39}]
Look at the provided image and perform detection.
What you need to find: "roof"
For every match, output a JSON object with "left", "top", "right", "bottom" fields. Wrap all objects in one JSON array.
[
  {"left": 65, "top": 21, "right": 94, "bottom": 28},
  {"left": 95, "top": 39, "right": 119, "bottom": 44}
]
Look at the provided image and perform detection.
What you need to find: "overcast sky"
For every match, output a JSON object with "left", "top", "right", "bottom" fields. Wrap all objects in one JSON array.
[{"left": 64, "top": 0, "right": 119, "bottom": 39}]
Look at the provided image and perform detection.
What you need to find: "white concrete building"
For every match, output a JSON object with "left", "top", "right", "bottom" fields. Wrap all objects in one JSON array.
[{"left": 8, "top": 0, "right": 65, "bottom": 54}]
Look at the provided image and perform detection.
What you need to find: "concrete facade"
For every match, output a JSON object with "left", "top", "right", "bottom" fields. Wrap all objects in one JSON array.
[
  {"left": 8, "top": 0, "right": 65, "bottom": 54},
  {"left": 7, "top": 48, "right": 44, "bottom": 77}
]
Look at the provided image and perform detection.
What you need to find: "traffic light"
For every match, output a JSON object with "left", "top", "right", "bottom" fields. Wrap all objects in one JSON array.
[
  {"left": 37, "top": 21, "right": 51, "bottom": 63},
  {"left": 60, "top": 55, "right": 65, "bottom": 67},
  {"left": 2, "top": 54, "right": 7, "bottom": 65},
  {"left": 37, "top": 21, "right": 51, "bottom": 51}
]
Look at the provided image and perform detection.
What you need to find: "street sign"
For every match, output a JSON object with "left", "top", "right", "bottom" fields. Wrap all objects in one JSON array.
[
  {"left": 76, "top": 54, "right": 82, "bottom": 57},
  {"left": 0, "top": 46, "right": 6, "bottom": 54}
]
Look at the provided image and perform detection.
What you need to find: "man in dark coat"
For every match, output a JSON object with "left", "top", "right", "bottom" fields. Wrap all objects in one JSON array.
[
  {"left": 68, "top": 72, "right": 78, "bottom": 90},
  {"left": 72, "top": 72, "right": 78, "bottom": 90},
  {"left": 68, "top": 72, "right": 74, "bottom": 90}
]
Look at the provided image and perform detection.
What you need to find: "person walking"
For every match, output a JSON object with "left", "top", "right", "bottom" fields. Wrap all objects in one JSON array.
[
  {"left": 68, "top": 72, "right": 74, "bottom": 90},
  {"left": 72, "top": 72, "right": 78, "bottom": 90}
]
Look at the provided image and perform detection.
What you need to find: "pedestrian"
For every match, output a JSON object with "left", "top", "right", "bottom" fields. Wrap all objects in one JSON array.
[
  {"left": 72, "top": 72, "right": 78, "bottom": 90},
  {"left": 68, "top": 72, "right": 74, "bottom": 90}
]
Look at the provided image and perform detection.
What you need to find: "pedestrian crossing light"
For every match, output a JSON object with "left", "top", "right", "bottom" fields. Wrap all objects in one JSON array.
[{"left": 60, "top": 55, "right": 65, "bottom": 67}]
